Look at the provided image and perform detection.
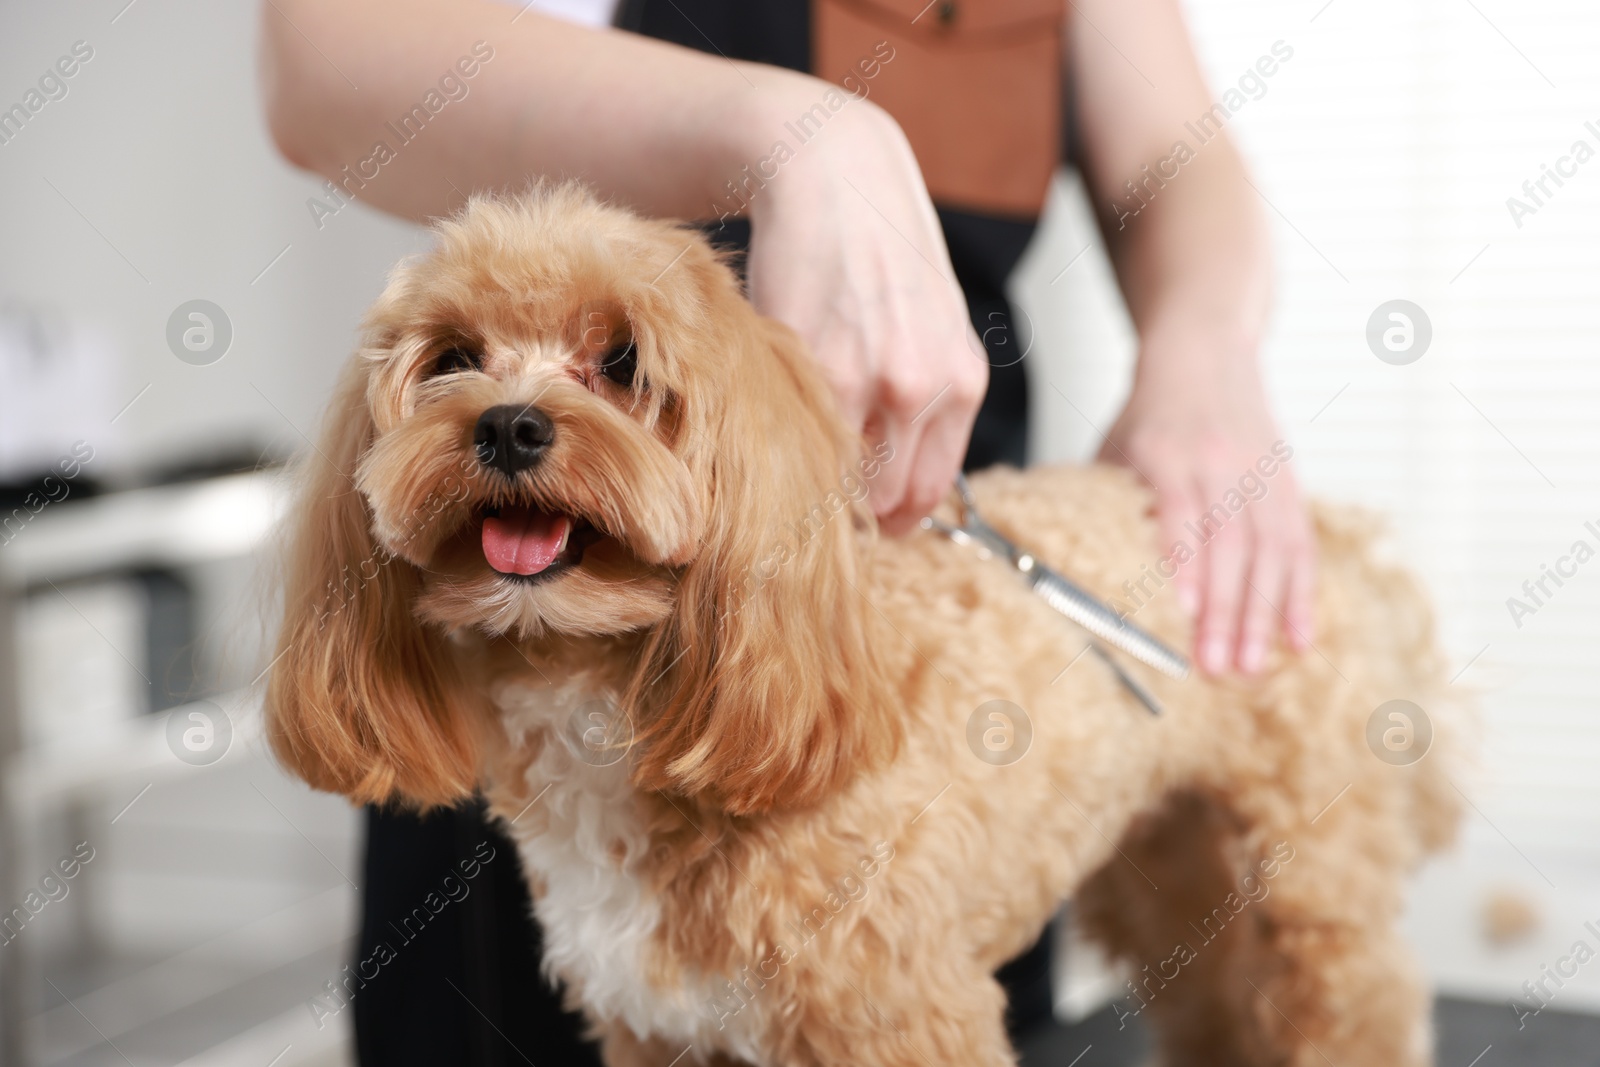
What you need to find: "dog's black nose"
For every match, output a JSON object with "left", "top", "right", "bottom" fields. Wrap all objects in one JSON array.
[{"left": 474, "top": 404, "right": 554, "bottom": 476}]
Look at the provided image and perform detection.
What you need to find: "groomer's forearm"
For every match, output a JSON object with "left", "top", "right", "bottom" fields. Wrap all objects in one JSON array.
[
  {"left": 1104, "top": 142, "right": 1274, "bottom": 382},
  {"left": 260, "top": 0, "right": 807, "bottom": 222},
  {"left": 1067, "top": 0, "right": 1272, "bottom": 377}
]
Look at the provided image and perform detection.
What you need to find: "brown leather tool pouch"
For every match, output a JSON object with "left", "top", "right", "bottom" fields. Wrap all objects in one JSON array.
[{"left": 813, "top": 0, "right": 1064, "bottom": 218}]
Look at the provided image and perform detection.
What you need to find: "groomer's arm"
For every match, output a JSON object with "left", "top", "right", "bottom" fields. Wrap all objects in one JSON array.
[
  {"left": 261, "top": 0, "right": 987, "bottom": 533},
  {"left": 1070, "top": 0, "right": 1315, "bottom": 675},
  {"left": 261, "top": 0, "right": 796, "bottom": 221}
]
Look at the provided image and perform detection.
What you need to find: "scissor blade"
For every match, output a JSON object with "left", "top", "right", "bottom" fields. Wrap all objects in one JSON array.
[
  {"left": 1086, "top": 643, "right": 1163, "bottom": 715},
  {"left": 1027, "top": 565, "right": 1190, "bottom": 681}
]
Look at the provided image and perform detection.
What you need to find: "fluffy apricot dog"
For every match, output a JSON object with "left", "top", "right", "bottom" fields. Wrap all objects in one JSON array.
[{"left": 268, "top": 184, "right": 1462, "bottom": 1066}]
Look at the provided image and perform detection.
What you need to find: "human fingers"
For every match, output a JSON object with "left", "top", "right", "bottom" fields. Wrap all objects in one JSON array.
[
  {"left": 861, "top": 405, "right": 914, "bottom": 529},
  {"left": 1236, "top": 507, "right": 1289, "bottom": 674},
  {"left": 1147, "top": 468, "right": 1204, "bottom": 619},
  {"left": 1280, "top": 492, "right": 1317, "bottom": 651},
  {"left": 869, "top": 332, "right": 985, "bottom": 533},
  {"left": 1195, "top": 482, "right": 1253, "bottom": 675},
  {"left": 877, "top": 401, "right": 970, "bottom": 535}
]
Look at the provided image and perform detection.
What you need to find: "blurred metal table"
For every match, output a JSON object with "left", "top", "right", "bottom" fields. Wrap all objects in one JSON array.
[{"left": 0, "top": 471, "right": 286, "bottom": 1066}]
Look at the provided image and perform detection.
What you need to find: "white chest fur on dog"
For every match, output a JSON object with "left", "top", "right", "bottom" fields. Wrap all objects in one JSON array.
[{"left": 492, "top": 682, "right": 769, "bottom": 1064}]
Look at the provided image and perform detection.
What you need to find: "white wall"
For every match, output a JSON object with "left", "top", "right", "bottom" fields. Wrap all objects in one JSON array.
[{"left": 0, "top": 0, "right": 419, "bottom": 481}]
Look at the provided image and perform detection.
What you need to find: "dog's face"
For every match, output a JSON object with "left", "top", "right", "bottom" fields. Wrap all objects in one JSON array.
[
  {"left": 267, "top": 187, "right": 897, "bottom": 814},
  {"left": 356, "top": 190, "right": 715, "bottom": 639}
]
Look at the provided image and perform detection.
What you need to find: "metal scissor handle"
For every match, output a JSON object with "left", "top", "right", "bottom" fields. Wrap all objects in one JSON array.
[{"left": 921, "top": 475, "right": 1024, "bottom": 564}]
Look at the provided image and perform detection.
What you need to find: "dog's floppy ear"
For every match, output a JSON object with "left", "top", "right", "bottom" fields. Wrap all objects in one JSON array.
[
  {"left": 265, "top": 362, "right": 480, "bottom": 809},
  {"left": 626, "top": 263, "right": 901, "bottom": 815}
]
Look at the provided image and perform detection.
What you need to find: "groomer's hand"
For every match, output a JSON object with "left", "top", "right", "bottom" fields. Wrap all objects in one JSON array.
[
  {"left": 745, "top": 102, "right": 985, "bottom": 535},
  {"left": 1099, "top": 329, "right": 1315, "bottom": 676}
]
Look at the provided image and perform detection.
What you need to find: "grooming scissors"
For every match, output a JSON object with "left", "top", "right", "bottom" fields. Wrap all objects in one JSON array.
[{"left": 922, "top": 475, "right": 1189, "bottom": 715}]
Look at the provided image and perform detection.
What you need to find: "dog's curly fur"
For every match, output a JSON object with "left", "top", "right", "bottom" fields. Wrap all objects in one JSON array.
[{"left": 267, "top": 184, "right": 1463, "bottom": 1066}]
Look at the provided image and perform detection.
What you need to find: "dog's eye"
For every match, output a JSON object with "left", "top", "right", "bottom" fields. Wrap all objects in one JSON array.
[
  {"left": 600, "top": 341, "right": 638, "bottom": 387},
  {"left": 430, "top": 345, "right": 482, "bottom": 377}
]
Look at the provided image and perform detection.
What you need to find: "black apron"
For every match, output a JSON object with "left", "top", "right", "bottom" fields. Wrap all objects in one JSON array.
[
  {"left": 355, "top": 3, "right": 1050, "bottom": 1062},
  {"left": 613, "top": 0, "right": 1037, "bottom": 471}
]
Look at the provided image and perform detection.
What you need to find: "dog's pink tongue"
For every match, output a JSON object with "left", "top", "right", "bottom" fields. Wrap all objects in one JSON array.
[{"left": 482, "top": 507, "right": 571, "bottom": 575}]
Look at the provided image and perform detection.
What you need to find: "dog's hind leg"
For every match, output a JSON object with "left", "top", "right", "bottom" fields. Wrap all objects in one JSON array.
[
  {"left": 1076, "top": 789, "right": 1286, "bottom": 1067},
  {"left": 1079, "top": 786, "right": 1434, "bottom": 1067},
  {"left": 1227, "top": 782, "right": 1435, "bottom": 1067}
]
